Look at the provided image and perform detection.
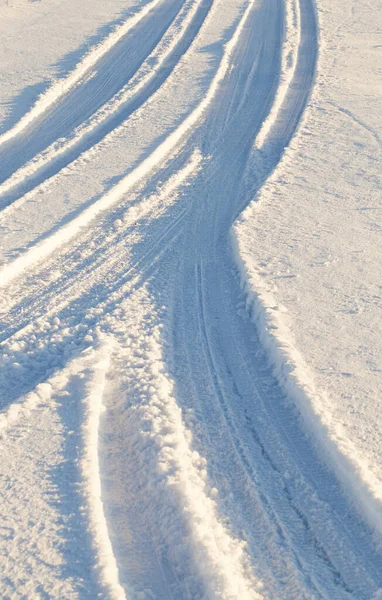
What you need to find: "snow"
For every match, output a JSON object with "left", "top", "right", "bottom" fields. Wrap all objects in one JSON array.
[
  {"left": 0, "top": 0, "right": 165, "bottom": 147},
  {"left": 233, "top": 0, "right": 382, "bottom": 537},
  {"left": 0, "top": 0, "right": 381, "bottom": 597},
  {"left": 77, "top": 341, "right": 127, "bottom": 600},
  {"left": 0, "top": 0, "right": 255, "bottom": 286}
]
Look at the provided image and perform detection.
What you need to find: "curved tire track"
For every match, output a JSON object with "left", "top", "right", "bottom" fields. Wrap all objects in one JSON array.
[
  {"left": 1, "top": 0, "right": 382, "bottom": 597},
  {"left": 0, "top": 0, "right": 212, "bottom": 208}
]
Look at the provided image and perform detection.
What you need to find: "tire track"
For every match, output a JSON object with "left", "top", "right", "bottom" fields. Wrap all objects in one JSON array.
[
  {"left": 197, "top": 257, "right": 363, "bottom": 597},
  {"left": 0, "top": 0, "right": 210, "bottom": 208},
  {"left": 193, "top": 260, "right": 325, "bottom": 598},
  {"left": 0, "top": 0, "right": 184, "bottom": 187},
  {"left": 0, "top": 0, "right": 166, "bottom": 149},
  {"left": 0, "top": 0, "right": 256, "bottom": 288},
  {"left": 163, "top": 0, "right": 382, "bottom": 595}
]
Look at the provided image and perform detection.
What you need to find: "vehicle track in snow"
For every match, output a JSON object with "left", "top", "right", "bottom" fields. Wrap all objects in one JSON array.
[
  {"left": 0, "top": 0, "right": 213, "bottom": 209},
  {"left": 1, "top": 0, "right": 382, "bottom": 598}
]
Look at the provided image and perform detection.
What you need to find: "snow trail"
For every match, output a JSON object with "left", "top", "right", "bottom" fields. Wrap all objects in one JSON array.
[
  {"left": 0, "top": 0, "right": 208, "bottom": 207},
  {"left": 1, "top": 0, "right": 382, "bottom": 597},
  {"left": 0, "top": 0, "right": 256, "bottom": 287}
]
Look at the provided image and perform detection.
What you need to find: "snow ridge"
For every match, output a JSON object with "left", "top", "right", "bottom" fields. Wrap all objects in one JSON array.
[{"left": 79, "top": 341, "right": 127, "bottom": 600}]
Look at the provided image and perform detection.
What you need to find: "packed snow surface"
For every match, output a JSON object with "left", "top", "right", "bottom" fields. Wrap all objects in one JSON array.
[{"left": 0, "top": 0, "right": 381, "bottom": 598}]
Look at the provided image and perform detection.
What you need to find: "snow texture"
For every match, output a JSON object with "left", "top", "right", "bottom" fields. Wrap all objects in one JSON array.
[{"left": 0, "top": 0, "right": 381, "bottom": 597}]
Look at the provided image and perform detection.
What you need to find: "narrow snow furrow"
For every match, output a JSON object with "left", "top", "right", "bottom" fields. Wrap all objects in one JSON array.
[
  {"left": 78, "top": 343, "right": 127, "bottom": 600},
  {"left": 0, "top": 0, "right": 209, "bottom": 208}
]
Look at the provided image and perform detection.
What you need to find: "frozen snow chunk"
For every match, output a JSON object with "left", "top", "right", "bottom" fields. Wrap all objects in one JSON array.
[
  {"left": 36, "top": 382, "right": 53, "bottom": 401},
  {"left": 113, "top": 219, "right": 123, "bottom": 230}
]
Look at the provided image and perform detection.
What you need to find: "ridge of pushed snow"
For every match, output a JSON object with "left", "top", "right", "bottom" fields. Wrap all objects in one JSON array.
[
  {"left": 0, "top": 0, "right": 256, "bottom": 288},
  {"left": 232, "top": 222, "right": 382, "bottom": 539}
]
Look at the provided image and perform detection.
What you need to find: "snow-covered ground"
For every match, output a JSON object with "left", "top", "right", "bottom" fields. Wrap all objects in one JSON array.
[{"left": 0, "top": 0, "right": 381, "bottom": 598}]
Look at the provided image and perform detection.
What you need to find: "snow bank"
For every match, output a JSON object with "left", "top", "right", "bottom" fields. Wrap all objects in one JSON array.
[{"left": 231, "top": 224, "right": 382, "bottom": 539}]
